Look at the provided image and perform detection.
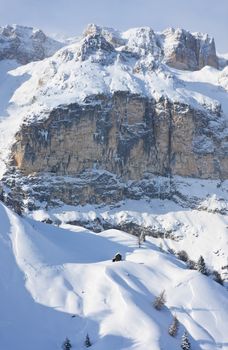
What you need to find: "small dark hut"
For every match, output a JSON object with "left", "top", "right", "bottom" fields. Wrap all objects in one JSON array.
[{"left": 112, "top": 253, "right": 122, "bottom": 262}]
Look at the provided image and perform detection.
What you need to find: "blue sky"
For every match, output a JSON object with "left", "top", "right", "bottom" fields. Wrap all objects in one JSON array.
[{"left": 0, "top": 0, "right": 227, "bottom": 52}]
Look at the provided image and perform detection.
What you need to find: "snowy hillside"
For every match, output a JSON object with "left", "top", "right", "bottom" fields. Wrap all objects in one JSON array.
[
  {"left": 0, "top": 202, "right": 228, "bottom": 350},
  {"left": 30, "top": 196, "right": 228, "bottom": 275}
]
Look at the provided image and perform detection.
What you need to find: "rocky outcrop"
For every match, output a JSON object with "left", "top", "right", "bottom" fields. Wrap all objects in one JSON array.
[
  {"left": 0, "top": 170, "right": 170, "bottom": 210},
  {"left": 0, "top": 25, "right": 63, "bottom": 64},
  {"left": 2, "top": 168, "right": 227, "bottom": 215},
  {"left": 162, "top": 28, "right": 218, "bottom": 70}
]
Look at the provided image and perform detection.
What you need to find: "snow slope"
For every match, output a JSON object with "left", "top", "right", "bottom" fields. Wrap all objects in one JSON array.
[
  {"left": 30, "top": 196, "right": 228, "bottom": 276},
  {"left": 1, "top": 201, "right": 227, "bottom": 350}
]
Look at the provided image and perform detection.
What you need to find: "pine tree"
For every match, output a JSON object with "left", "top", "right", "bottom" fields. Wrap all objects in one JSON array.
[
  {"left": 177, "top": 250, "right": 189, "bottom": 262},
  {"left": 212, "top": 270, "right": 224, "bottom": 285},
  {"left": 181, "top": 331, "right": 191, "bottom": 350},
  {"left": 62, "top": 338, "right": 72, "bottom": 350},
  {"left": 84, "top": 333, "right": 92, "bottom": 348},
  {"left": 187, "top": 259, "right": 197, "bottom": 270},
  {"left": 197, "top": 256, "right": 207, "bottom": 275},
  {"left": 153, "top": 290, "right": 166, "bottom": 310},
  {"left": 168, "top": 315, "right": 179, "bottom": 337}
]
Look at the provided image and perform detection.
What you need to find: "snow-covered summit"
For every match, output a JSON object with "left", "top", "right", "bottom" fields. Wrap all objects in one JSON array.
[
  {"left": 80, "top": 24, "right": 218, "bottom": 70},
  {"left": 6, "top": 23, "right": 227, "bottom": 118},
  {"left": 0, "top": 24, "right": 63, "bottom": 64}
]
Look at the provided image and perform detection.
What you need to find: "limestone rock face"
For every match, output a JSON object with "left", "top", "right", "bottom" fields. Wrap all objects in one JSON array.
[
  {"left": 163, "top": 28, "right": 218, "bottom": 70},
  {"left": 11, "top": 93, "right": 227, "bottom": 182},
  {"left": 0, "top": 25, "right": 63, "bottom": 64}
]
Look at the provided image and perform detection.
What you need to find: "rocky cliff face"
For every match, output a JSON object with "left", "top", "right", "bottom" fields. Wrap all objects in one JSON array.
[
  {"left": 162, "top": 28, "right": 218, "bottom": 70},
  {"left": 1, "top": 91, "right": 225, "bottom": 210},
  {"left": 11, "top": 93, "right": 227, "bottom": 180}
]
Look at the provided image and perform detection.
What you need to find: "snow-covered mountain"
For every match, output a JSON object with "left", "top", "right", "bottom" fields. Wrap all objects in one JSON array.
[
  {"left": 0, "top": 24, "right": 227, "bottom": 350},
  {"left": 0, "top": 24, "right": 227, "bottom": 198}
]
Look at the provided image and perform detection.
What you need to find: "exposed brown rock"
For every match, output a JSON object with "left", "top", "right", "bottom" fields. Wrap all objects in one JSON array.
[{"left": 163, "top": 28, "right": 218, "bottom": 70}]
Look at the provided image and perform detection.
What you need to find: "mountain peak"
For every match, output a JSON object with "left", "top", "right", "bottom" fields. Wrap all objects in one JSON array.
[
  {"left": 0, "top": 24, "right": 63, "bottom": 64},
  {"left": 79, "top": 29, "right": 115, "bottom": 62},
  {"left": 161, "top": 26, "right": 218, "bottom": 70}
]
